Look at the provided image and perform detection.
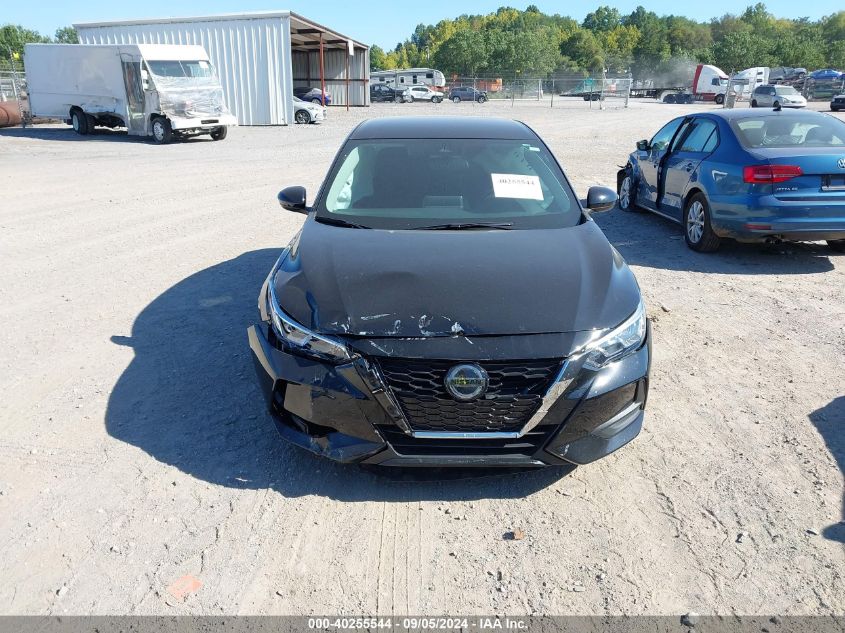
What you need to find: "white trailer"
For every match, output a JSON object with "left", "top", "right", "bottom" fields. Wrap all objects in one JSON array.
[
  {"left": 371, "top": 68, "right": 446, "bottom": 90},
  {"left": 24, "top": 43, "right": 237, "bottom": 143}
]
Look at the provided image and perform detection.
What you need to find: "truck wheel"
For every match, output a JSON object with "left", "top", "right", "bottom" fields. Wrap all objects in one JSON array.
[
  {"left": 684, "top": 193, "right": 721, "bottom": 252},
  {"left": 714, "top": 94, "right": 725, "bottom": 105},
  {"left": 71, "top": 110, "right": 88, "bottom": 135},
  {"left": 210, "top": 126, "right": 227, "bottom": 141},
  {"left": 151, "top": 117, "right": 173, "bottom": 144}
]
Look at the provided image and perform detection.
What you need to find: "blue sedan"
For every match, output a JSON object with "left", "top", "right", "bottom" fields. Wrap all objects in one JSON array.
[{"left": 617, "top": 109, "right": 845, "bottom": 252}]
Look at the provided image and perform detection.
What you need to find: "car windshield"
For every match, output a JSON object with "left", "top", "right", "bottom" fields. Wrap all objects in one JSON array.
[
  {"left": 147, "top": 60, "right": 214, "bottom": 79},
  {"left": 776, "top": 86, "right": 799, "bottom": 95},
  {"left": 317, "top": 138, "right": 580, "bottom": 230},
  {"left": 731, "top": 115, "right": 845, "bottom": 148}
]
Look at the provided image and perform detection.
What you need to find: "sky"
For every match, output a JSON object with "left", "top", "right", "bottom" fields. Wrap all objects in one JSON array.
[{"left": 5, "top": 0, "right": 842, "bottom": 49}]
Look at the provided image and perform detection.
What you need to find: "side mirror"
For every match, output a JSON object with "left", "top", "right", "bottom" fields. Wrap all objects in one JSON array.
[
  {"left": 278, "top": 186, "right": 308, "bottom": 214},
  {"left": 586, "top": 186, "right": 617, "bottom": 213},
  {"left": 636, "top": 139, "right": 650, "bottom": 152}
]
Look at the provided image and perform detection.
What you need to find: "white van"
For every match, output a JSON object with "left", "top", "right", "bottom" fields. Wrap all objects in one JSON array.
[{"left": 25, "top": 43, "right": 236, "bottom": 143}]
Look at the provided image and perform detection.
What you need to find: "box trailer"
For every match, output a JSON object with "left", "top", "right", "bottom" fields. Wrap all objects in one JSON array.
[{"left": 24, "top": 43, "right": 237, "bottom": 143}]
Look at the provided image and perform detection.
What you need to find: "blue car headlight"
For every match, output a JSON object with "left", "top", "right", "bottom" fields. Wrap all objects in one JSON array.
[
  {"left": 581, "top": 299, "right": 647, "bottom": 371},
  {"left": 265, "top": 277, "right": 351, "bottom": 363}
]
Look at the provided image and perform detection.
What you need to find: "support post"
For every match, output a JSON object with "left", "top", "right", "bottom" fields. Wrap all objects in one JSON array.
[
  {"left": 346, "top": 50, "right": 350, "bottom": 111},
  {"left": 319, "top": 33, "right": 326, "bottom": 106}
]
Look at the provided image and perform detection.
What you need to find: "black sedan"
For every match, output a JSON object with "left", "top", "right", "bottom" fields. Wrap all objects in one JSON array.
[{"left": 249, "top": 117, "right": 651, "bottom": 467}]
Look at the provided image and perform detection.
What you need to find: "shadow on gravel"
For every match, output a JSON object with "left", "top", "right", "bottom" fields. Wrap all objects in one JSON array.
[
  {"left": 106, "top": 249, "right": 570, "bottom": 502},
  {"left": 809, "top": 397, "right": 845, "bottom": 543},
  {"left": 594, "top": 209, "right": 837, "bottom": 275},
  {"left": 0, "top": 127, "right": 211, "bottom": 143}
]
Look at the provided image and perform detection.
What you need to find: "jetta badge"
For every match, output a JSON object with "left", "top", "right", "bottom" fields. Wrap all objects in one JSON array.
[
  {"left": 444, "top": 364, "right": 489, "bottom": 401},
  {"left": 838, "top": 157, "right": 845, "bottom": 169}
]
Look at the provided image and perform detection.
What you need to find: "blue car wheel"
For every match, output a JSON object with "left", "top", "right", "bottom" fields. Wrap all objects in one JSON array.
[{"left": 684, "top": 193, "right": 721, "bottom": 252}]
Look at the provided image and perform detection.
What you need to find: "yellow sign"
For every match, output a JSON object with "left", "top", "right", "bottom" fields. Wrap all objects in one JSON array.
[{"left": 13, "top": 52, "right": 20, "bottom": 60}]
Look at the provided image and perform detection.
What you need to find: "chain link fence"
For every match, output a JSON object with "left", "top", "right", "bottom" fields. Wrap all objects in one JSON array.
[{"left": 445, "top": 74, "right": 633, "bottom": 108}]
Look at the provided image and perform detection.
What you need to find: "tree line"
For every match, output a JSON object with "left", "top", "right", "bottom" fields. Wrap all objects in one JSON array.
[
  {"left": 369, "top": 3, "right": 845, "bottom": 80},
  {"left": 1, "top": 24, "right": 78, "bottom": 56}
]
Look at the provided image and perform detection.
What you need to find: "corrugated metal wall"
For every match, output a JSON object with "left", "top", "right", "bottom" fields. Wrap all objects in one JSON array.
[
  {"left": 291, "top": 48, "right": 370, "bottom": 106},
  {"left": 77, "top": 16, "right": 294, "bottom": 125}
]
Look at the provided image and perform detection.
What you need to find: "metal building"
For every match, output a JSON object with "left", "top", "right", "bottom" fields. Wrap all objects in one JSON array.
[{"left": 75, "top": 11, "right": 370, "bottom": 125}]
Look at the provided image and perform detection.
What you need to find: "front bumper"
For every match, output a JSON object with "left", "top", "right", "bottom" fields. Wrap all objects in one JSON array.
[
  {"left": 247, "top": 321, "right": 652, "bottom": 467},
  {"left": 169, "top": 113, "right": 237, "bottom": 131}
]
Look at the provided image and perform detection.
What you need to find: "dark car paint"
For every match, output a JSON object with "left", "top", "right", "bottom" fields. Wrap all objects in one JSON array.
[
  {"left": 250, "top": 116, "right": 649, "bottom": 467},
  {"left": 275, "top": 219, "right": 640, "bottom": 338},
  {"left": 623, "top": 109, "right": 845, "bottom": 241}
]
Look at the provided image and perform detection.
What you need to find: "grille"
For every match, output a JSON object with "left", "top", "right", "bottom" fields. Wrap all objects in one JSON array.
[{"left": 377, "top": 358, "right": 562, "bottom": 433}]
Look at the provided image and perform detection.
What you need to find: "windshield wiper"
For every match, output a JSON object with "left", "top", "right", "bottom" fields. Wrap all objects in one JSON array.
[
  {"left": 314, "top": 216, "right": 372, "bottom": 229},
  {"left": 415, "top": 222, "right": 513, "bottom": 230}
]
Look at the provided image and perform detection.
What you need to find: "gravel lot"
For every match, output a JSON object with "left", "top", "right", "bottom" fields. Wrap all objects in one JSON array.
[{"left": 1, "top": 98, "right": 843, "bottom": 617}]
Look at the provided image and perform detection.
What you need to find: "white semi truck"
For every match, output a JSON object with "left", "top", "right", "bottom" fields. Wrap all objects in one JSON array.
[{"left": 24, "top": 43, "right": 236, "bottom": 143}]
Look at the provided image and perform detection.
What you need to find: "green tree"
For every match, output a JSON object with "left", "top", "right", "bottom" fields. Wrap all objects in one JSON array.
[
  {"left": 561, "top": 29, "right": 605, "bottom": 73},
  {"left": 712, "top": 30, "right": 774, "bottom": 71},
  {"left": 54, "top": 26, "right": 78, "bottom": 44},
  {"left": 624, "top": 7, "right": 670, "bottom": 76},
  {"left": 582, "top": 6, "right": 621, "bottom": 32},
  {"left": 0, "top": 24, "right": 50, "bottom": 59},
  {"left": 369, "top": 44, "right": 387, "bottom": 70},
  {"left": 433, "top": 29, "right": 489, "bottom": 76}
]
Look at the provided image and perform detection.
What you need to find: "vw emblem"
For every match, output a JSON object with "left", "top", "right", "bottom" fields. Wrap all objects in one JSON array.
[
  {"left": 444, "top": 364, "right": 488, "bottom": 402},
  {"left": 838, "top": 157, "right": 845, "bottom": 169}
]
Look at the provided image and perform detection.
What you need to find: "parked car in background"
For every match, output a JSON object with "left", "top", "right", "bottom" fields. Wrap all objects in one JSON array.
[
  {"left": 751, "top": 85, "right": 807, "bottom": 108},
  {"left": 370, "top": 83, "right": 402, "bottom": 103},
  {"left": 403, "top": 85, "right": 444, "bottom": 103},
  {"left": 251, "top": 116, "right": 651, "bottom": 468},
  {"left": 809, "top": 69, "right": 843, "bottom": 81},
  {"left": 293, "top": 96, "right": 326, "bottom": 124},
  {"left": 293, "top": 86, "right": 331, "bottom": 105},
  {"left": 769, "top": 67, "right": 807, "bottom": 82},
  {"left": 617, "top": 109, "right": 845, "bottom": 252},
  {"left": 832, "top": 94, "right": 845, "bottom": 112},
  {"left": 449, "top": 86, "right": 489, "bottom": 103}
]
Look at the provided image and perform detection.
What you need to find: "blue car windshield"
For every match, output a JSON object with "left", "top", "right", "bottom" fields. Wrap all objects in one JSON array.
[
  {"left": 317, "top": 139, "right": 580, "bottom": 230},
  {"left": 731, "top": 114, "right": 845, "bottom": 148}
]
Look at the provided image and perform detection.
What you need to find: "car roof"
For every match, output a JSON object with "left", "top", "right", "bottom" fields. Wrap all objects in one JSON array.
[
  {"left": 701, "top": 108, "right": 821, "bottom": 121},
  {"left": 350, "top": 116, "right": 536, "bottom": 140}
]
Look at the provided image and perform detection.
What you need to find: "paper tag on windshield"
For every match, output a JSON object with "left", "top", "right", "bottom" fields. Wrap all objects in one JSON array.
[{"left": 491, "top": 173, "right": 543, "bottom": 200}]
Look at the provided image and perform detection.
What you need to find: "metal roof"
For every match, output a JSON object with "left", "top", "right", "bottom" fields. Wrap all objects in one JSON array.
[
  {"left": 350, "top": 117, "right": 536, "bottom": 140},
  {"left": 74, "top": 11, "right": 368, "bottom": 51}
]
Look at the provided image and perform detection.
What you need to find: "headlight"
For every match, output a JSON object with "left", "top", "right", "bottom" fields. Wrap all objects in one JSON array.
[
  {"left": 266, "top": 276, "right": 351, "bottom": 362},
  {"left": 581, "top": 300, "right": 647, "bottom": 371}
]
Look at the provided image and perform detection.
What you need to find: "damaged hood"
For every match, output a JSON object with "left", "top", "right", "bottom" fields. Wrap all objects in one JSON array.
[{"left": 274, "top": 218, "right": 640, "bottom": 338}]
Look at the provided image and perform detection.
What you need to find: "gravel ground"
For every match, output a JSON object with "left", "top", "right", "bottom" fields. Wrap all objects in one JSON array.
[{"left": 0, "top": 98, "right": 843, "bottom": 617}]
